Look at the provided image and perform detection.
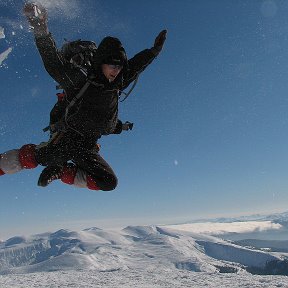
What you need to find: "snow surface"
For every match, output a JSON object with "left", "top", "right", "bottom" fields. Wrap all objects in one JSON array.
[
  {"left": 1, "top": 224, "right": 288, "bottom": 287},
  {"left": 1, "top": 269, "right": 288, "bottom": 288}
]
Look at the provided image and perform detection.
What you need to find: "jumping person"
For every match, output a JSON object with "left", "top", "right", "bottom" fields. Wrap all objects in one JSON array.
[{"left": 0, "top": 2, "right": 167, "bottom": 191}]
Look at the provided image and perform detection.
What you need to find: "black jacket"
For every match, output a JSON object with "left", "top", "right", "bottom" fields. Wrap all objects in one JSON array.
[{"left": 35, "top": 33, "right": 159, "bottom": 147}]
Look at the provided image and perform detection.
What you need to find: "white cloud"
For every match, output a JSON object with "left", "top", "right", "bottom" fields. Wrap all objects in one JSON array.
[{"left": 165, "top": 221, "right": 282, "bottom": 235}]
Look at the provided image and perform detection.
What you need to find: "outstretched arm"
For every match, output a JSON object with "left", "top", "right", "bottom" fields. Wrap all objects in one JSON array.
[
  {"left": 123, "top": 30, "right": 167, "bottom": 89},
  {"left": 23, "top": 3, "right": 84, "bottom": 90}
]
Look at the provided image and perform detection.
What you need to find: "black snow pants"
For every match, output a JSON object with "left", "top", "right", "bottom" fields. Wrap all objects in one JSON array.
[{"left": 35, "top": 131, "right": 118, "bottom": 191}]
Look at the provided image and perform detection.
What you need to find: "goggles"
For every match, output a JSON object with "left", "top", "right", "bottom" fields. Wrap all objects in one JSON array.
[{"left": 107, "top": 64, "right": 123, "bottom": 70}]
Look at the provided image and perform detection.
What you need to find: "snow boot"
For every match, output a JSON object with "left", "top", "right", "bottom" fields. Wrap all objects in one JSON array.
[
  {"left": 37, "top": 163, "right": 100, "bottom": 190},
  {"left": 37, "top": 165, "right": 63, "bottom": 187}
]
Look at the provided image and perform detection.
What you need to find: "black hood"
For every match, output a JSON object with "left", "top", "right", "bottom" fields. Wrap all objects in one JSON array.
[{"left": 92, "top": 37, "right": 128, "bottom": 68}]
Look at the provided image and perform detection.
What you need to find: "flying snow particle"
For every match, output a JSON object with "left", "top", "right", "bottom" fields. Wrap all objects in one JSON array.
[
  {"left": 0, "top": 26, "right": 12, "bottom": 66},
  {"left": 0, "top": 48, "right": 12, "bottom": 66},
  {"left": 174, "top": 160, "right": 178, "bottom": 166},
  {"left": 0, "top": 26, "right": 5, "bottom": 39},
  {"left": 261, "top": 0, "right": 278, "bottom": 18}
]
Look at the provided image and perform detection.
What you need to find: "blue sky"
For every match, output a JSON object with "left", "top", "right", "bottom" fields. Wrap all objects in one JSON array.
[{"left": 1, "top": 0, "right": 288, "bottom": 239}]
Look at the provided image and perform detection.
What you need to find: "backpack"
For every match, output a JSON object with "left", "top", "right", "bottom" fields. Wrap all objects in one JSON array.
[
  {"left": 61, "top": 39, "right": 97, "bottom": 68},
  {"left": 43, "top": 40, "right": 97, "bottom": 134},
  {"left": 43, "top": 39, "right": 137, "bottom": 136}
]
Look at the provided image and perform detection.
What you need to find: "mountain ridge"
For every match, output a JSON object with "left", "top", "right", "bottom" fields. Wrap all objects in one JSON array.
[{"left": 0, "top": 224, "right": 285, "bottom": 276}]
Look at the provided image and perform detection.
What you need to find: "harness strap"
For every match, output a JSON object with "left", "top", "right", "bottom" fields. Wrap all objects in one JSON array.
[
  {"left": 63, "top": 81, "right": 91, "bottom": 136},
  {"left": 65, "top": 81, "right": 91, "bottom": 115},
  {"left": 44, "top": 74, "right": 136, "bottom": 135},
  {"left": 43, "top": 81, "right": 91, "bottom": 135},
  {"left": 120, "top": 74, "right": 139, "bottom": 102}
]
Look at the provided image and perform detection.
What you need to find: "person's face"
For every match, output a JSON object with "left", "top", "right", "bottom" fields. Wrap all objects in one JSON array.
[{"left": 101, "top": 64, "right": 123, "bottom": 82}]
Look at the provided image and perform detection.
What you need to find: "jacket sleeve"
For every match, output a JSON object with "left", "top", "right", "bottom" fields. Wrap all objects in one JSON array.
[
  {"left": 122, "top": 47, "right": 159, "bottom": 90},
  {"left": 34, "top": 33, "right": 85, "bottom": 90}
]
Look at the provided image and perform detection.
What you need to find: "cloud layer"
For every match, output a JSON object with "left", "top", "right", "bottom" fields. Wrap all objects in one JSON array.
[{"left": 166, "top": 221, "right": 282, "bottom": 235}]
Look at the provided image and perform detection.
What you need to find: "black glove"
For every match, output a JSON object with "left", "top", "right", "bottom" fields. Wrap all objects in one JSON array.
[
  {"left": 153, "top": 29, "right": 167, "bottom": 53},
  {"left": 122, "top": 121, "right": 134, "bottom": 131},
  {"left": 23, "top": 3, "right": 48, "bottom": 35}
]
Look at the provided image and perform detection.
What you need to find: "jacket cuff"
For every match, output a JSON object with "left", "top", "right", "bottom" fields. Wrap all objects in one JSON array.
[
  {"left": 151, "top": 47, "right": 160, "bottom": 57},
  {"left": 113, "top": 120, "right": 123, "bottom": 134},
  {"left": 32, "top": 25, "right": 49, "bottom": 38}
]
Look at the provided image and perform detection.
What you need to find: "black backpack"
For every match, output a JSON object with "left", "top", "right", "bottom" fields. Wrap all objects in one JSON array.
[
  {"left": 43, "top": 40, "right": 97, "bottom": 134},
  {"left": 61, "top": 39, "right": 97, "bottom": 68},
  {"left": 44, "top": 39, "right": 136, "bottom": 136}
]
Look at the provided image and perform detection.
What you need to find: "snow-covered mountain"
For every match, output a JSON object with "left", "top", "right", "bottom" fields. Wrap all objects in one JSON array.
[
  {"left": 0, "top": 224, "right": 287, "bottom": 276},
  {"left": 1, "top": 218, "right": 288, "bottom": 287}
]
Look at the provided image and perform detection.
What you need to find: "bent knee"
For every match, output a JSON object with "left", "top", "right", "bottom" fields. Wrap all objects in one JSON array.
[
  {"left": 66, "top": 168, "right": 118, "bottom": 191},
  {"left": 99, "top": 175, "right": 118, "bottom": 191}
]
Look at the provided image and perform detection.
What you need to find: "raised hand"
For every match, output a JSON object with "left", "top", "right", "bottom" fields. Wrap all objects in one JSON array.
[
  {"left": 153, "top": 29, "right": 167, "bottom": 53},
  {"left": 122, "top": 121, "right": 134, "bottom": 131},
  {"left": 23, "top": 2, "right": 47, "bottom": 28}
]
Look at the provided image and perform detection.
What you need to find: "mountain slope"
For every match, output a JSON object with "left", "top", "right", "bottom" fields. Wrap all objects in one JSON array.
[{"left": 0, "top": 225, "right": 284, "bottom": 275}]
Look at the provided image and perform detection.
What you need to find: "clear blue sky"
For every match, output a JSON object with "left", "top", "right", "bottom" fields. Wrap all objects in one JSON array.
[{"left": 1, "top": 0, "right": 288, "bottom": 239}]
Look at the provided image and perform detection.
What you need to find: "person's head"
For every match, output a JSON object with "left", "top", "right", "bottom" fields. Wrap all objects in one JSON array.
[
  {"left": 94, "top": 36, "right": 128, "bottom": 82},
  {"left": 101, "top": 63, "right": 123, "bottom": 82}
]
